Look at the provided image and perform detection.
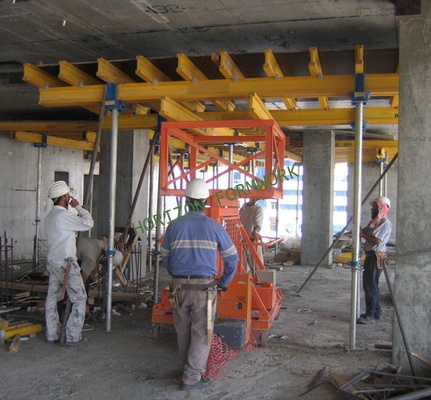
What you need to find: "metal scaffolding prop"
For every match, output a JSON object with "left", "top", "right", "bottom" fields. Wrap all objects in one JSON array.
[{"left": 152, "top": 119, "right": 287, "bottom": 345}]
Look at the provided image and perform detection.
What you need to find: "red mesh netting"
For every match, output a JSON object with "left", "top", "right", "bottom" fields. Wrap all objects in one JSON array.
[{"left": 204, "top": 331, "right": 260, "bottom": 380}]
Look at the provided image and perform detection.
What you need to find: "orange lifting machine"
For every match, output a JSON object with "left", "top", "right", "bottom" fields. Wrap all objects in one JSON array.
[{"left": 152, "top": 120, "right": 287, "bottom": 346}]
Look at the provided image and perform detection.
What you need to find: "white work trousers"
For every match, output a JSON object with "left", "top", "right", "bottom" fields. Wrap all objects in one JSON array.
[{"left": 45, "top": 261, "right": 86, "bottom": 343}]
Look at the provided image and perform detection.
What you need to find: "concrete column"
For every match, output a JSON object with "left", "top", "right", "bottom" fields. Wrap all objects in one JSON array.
[
  {"left": 393, "top": 0, "right": 431, "bottom": 375},
  {"left": 301, "top": 131, "right": 335, "bottom": 266},
  {"left": 94, "top": 129, "right": 149, "bottom": 278},
  {"left": 347, "top": 162, "right": 397, "bottom": 238}
]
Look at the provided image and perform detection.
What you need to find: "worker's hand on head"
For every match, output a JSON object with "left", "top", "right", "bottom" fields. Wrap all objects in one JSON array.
[{"left": 69, "top": 196, "right": 79, "bottom": 208}]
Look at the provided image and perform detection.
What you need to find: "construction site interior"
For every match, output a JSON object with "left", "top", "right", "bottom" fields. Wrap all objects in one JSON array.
[{"left": 1, "top": 1, "right": 431, "bottom": 399}]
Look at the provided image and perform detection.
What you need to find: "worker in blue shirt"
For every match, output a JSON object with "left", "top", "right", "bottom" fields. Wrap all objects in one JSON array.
[{"left": 161, "top": 178, "right": 238, "bottom": 391}]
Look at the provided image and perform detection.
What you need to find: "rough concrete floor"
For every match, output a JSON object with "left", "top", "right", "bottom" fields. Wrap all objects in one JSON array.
[{"left": 0, "top": 261, "right": 394, "bottom": 400}]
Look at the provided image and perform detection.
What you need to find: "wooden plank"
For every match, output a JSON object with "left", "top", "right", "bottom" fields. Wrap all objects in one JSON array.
[{"left": 9, "top": 334, "right": 21, "bottom": 353}]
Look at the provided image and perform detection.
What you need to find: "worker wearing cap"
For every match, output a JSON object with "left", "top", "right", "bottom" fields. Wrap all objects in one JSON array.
[
  {"left": 44, "top": 181, "right": 93, "bottom": 345},
  {"left": 357, "top": 196, "right": 392, "bottom": 324},
  {"left": 161, "top": 178, "right": 238, "bottom": 391},
  {"left": 239, "top": 198, "right": 264, "bottom": 275}
]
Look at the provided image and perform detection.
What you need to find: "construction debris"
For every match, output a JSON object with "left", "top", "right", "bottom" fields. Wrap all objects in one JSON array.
[
  {"left": 8, "top": 334, "right": 21, "bottom": 353},
  {"left": 334, "top": 366, "right": 431, "bottom": 399}
]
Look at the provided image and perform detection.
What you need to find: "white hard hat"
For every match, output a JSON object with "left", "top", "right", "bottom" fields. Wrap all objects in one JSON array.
[
  {"left": 185, "top": 178, "right": 209, "bottom": 199},
  {"left": 370, "top": 196, "right": 391, "bottom": 208},
  {"left": 48, "top": 181, "right": 71, "bottom": 199}
]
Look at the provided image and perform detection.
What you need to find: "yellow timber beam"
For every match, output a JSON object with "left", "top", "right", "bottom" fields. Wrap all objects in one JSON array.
[
  {"left": 263, "top": 49, "right": 298, "bottom": 111},
  {"left": 97, "top": 58, "right": 135, "bottom": 84},
  {"left": 96, "top": 58, "right": 148, "bottom": 115},
  {"left": 12, "top": 131, "right": 98, "bottom": 151},
  {"left": 38, "top": 74, "right": 398, "bottom": 106},
  {"left": 391, "top": 64, "right": 400, "bottom": 108},
  {"left": 136, "top": 56, "right": 171, "bottom": 82},
  {"left": 23, "top": 64, "right": 65, "bottom": 88},
  {"left": 160, "top": 97, "right": 241, "bottom": 139},
  {"left": 308, "top": 47, "right": 330, "bottom": 110},
  {"left": 23, "top": 64, "right": 99, "bottom": 114},
  {"left": 247, "top": 93, "right": 273, "bottom": 120},
  {"left": 213, "top": 51, "right": 245, "bottom": 81},
  {"left": 198, "top": 107, "right": 398, "bottom": 126},
  {"left": 176, "top": 54, "right": 235, "bottom": 113},
  {"left": 335, "top": 140, "right": 398, "bottom": 163},
  {"left": 136, "top": 55, "right": 204, "bottom": 113},
  {"left": 58, "top": 61, "right": 102, "bottom": 86},
  {"left": 0, "top": 120, "right": 97, "bottom": 133},
  {"left": 355, "top": 45, "right": 364, "bottom": 74}
]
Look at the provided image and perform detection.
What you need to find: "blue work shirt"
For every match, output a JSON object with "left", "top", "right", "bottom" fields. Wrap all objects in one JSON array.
[{"left": 161, "top": 212, "right": 238, "bottom": 287}]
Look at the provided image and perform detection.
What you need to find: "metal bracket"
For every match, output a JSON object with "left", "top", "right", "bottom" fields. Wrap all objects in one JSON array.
[
  {"left": 350, "top": 121, "right": 368, "bottom": 133},
  {"left": 349, "top": 73, "right": 371, "bottom": 104},
  {"left": 34, "top": 134, "right": 47, "bottom": 148},
  {"left": 105, "top": 83, "right": 126, "bottom": 113}
]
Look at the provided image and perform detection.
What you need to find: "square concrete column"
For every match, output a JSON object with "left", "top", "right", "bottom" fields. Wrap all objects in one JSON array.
[
  {"left": 393, "top": 0, "right": 431, "bottom": 374},
  {"left": 94, "top": 129, "right": 149, "bottom": 278},
  {"left": 301, "top": 131, "right": 335, "bottom": 266}
]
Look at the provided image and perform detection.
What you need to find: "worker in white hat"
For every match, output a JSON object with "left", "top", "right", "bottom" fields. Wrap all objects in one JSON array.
[
  {"left": 161, "top": 178, "right": 238, "bottom": 391},
  {"left": 44, "top": 181, "right": 93, "bottom": 346},
  {"left": 357, "top": 196, "right": 392, "bottom": 324}
]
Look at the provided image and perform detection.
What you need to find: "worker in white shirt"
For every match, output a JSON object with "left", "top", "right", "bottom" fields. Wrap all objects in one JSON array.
[{"left": 44, "top": 181, "right": 93, "bottom": 346}]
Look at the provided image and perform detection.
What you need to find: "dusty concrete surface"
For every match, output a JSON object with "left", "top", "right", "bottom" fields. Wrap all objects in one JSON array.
[{"left": 0, "top": 262, "right": 394, "bottom": 400}]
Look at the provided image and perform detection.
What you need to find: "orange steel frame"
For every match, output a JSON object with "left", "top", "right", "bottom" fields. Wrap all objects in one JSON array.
[{"left": 152, "top": 119, "right": 285, "bottom": 343}]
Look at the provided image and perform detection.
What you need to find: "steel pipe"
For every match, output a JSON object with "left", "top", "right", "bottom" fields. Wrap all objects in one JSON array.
[
  {"left": 349, "top": 101, "right": 364, "bottom": 349},
  {"left": 106, "top": 108, "right": 119, "bottom": 332}
]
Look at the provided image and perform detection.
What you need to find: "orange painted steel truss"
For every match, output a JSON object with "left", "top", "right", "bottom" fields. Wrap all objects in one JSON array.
[
  {"left": 160, "top": 120, "right": 286, "bottom": 199},
  {"left": 153, "top": 119, "right": 285, "bottom": 344}
]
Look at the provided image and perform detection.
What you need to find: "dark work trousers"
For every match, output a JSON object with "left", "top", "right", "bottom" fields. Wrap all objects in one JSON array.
[{"left": 363, "top": 253, "right": 382, "bottom": 318}]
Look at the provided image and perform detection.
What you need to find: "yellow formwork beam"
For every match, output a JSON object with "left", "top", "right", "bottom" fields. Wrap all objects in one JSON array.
[
  {"left": 12, "top": 131, "right": 98, "bottom": 151},
  {"left": 335, "top": 140, "right": 398, "bottom": 163},
  {"left": 176, "top": 53, "right": 235, "bottom": 112},
  {"left": 136, "top": 55, "right": 205, "bottom": 113},
  {"left": 198, "top": 107, "right": 398, "bottom": 126},
  {"left": 217, "top": 51, "right": 246, "bottom": 81},
  {"left": 247, "top": 93, "right": 273, "bottom": 120},
  {"left": 391, "top": 64, "right": 400, "bottom": 108},
  {"left": 96, "top": 58, "right": 149, "bottom": 114},
  {"left": 0, "top": 120, "right": 97, "bottom": 133},
  {"left": 38, "top": 74, "right": 398, "bottom": 106},
  {"left": 58, "top": 61, "right": 102, "bottom": 86},
  {"left": 23, "top": 64, "right": 65, "bottom": 88},
  {"left": 97, "top": 58, "right": 136, "bottom": 84},
  {"left": 355, "top": 45, "right": 364, "bottom": 74},
  {"left": 263, "top": 49, "right": 298, "bottom": 111},
  {"left": 308, "top": 47, "right": 330, "bottom": 110},
  {"left": 136, "top": 55, "right": 171, "bottom": 83},
  {"left": 160, "top": 97, "right": 241, "bottom": 139},
  {"left": 23, "top": 64, "right": 100, "bottom": 115},
  {"left": 176, "top": 53, "right": 208, "bottom": 82}
]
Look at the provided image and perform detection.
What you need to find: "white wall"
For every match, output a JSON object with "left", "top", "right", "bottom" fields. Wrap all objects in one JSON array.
[{"left": 0, "top": 132, "right": 98, "bottom": 260}]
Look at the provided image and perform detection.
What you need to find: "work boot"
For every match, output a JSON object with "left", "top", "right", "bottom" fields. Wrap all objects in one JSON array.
[
  {"left": 65, "top": 337, "right": 88, "bottom": 347},
  {"left": 357, "top": 315, "right": 375, "bottom": 324},
  {"left": 182, "top": 376, "right": 213, "bottom": 391}
]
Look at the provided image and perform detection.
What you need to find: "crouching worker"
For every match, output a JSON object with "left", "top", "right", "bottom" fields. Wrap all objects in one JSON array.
[
  {"left": 161, "top": 179, "right": 238, "bottom": 391},
  {"left": 77, "top": 235, "right": 123, "bottom": 311}
]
